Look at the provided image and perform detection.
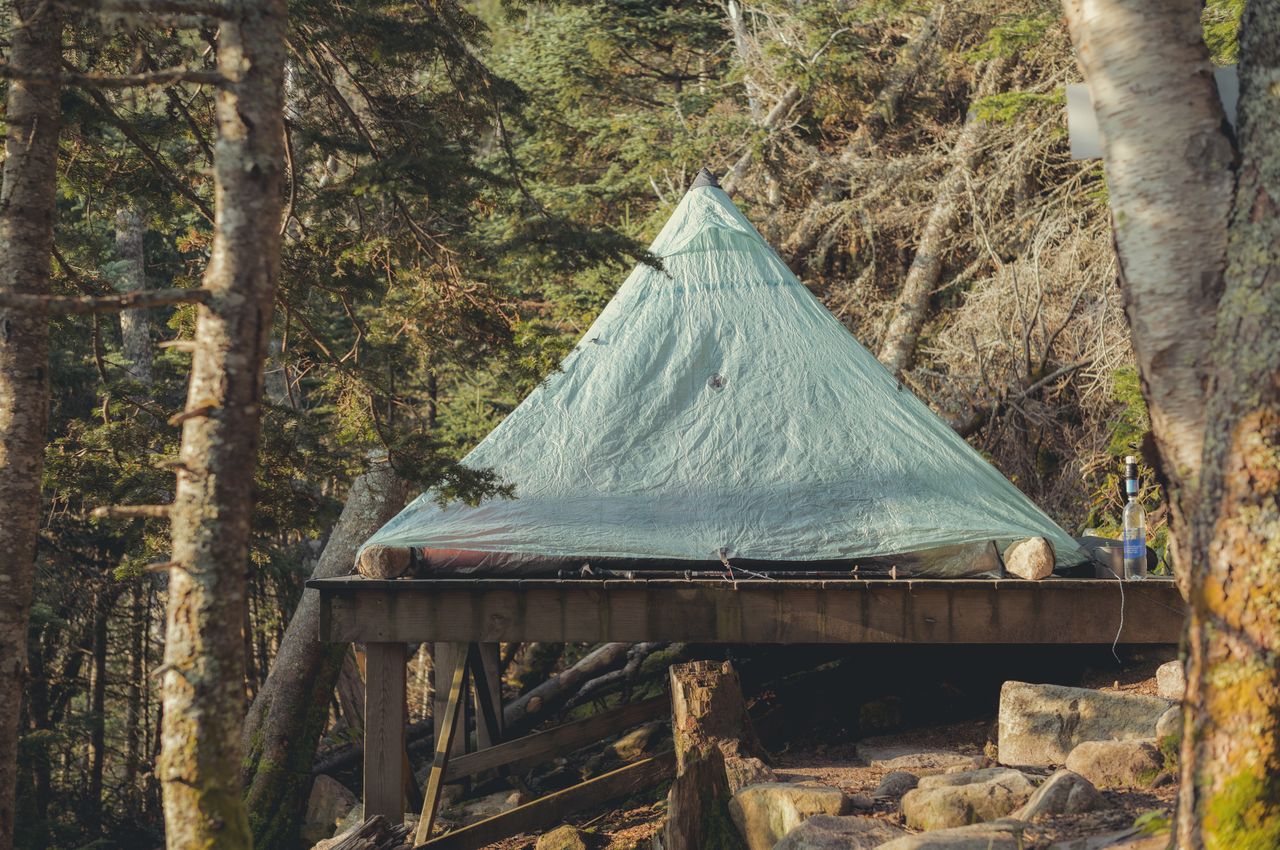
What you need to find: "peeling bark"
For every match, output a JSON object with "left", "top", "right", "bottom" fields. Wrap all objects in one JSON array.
[
  {"left": 1178, "top": 4, "right": 1280, "bottom": 848},
  {"left": 1063, "top": 0, "right": 1234, "bottom": 583},
  {"left": 158, "top": 0, "right": 288, "bottom": 846},
  {"left": 0, "top": 0, "right": 61, "bottom": 845}
]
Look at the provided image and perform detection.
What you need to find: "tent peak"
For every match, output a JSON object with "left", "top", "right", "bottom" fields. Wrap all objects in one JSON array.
[{"left": 690, "top": 167, "right": 719, "bottom": 190}]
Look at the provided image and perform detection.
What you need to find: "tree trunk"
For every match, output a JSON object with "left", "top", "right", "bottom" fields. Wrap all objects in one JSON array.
[
  {"left": 1062, "top": 0, "right": 1234, "bottom": 586},
  {"left": 1176, "top": 5, "right": 1280, "bottom": 848},
  {"left": 114, "top": 205, "right": 152, "bottom": 385},
  {"left": 124, "top": 580, "right": 145, "bottom": 810},
  {"left": 876, "top": 57, "right": 1005, "bottom": 379},
  {"left": 241, "top": 459, "right": 407, "bottom": 848},
  {"left": 0, "top": 0, "right": 61, "bottom": 844},
  {"left": 87, "top": 597, "right": 108, "bottom": 835},
  {"left": 665, "top": 661, "right": 757, "bottom": 850},
  {"left": 158, "top": 0, "right": 288, "bottom": 845}
]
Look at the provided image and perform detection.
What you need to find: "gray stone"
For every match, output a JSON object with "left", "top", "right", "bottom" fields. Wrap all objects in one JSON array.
[
  {"left": 728, "top": 782, "right": 850, "bottom": 850},
  {"left": 1003, "top": 538, "right": 1054, "bottom": 580},
  {"left": 302, "top": 775, "right": 358, "bottom": 846},
  {"left": 1156, "top": 661, "right": 1185, "bottom": 701},
  {"left": 1065, "top": 739, "right": 1164, "bottom": 789},
  {"left": 725, "top": 756, "right": 778, "bottom": 794},
  {"left": 1014, "top": 769, "right": 1105, "bottom": 821},
  {"left": 458, "top": 789, "right": 524, "bottom": 824},
  {"left": 875, "top": 818, "right": 1028, "bottom": 850},
  {"left": 901, "top": 768, "right": 1034, "bottom": 831},
  {"left": 873, "top": 771, "right": 919, "bottom": 798},
  {"left": 771, "top": 815, "right": 904, "bottom": 850},
  {"left": 1155, "top": 706, "right": 1180, "bottom": 742},
  {"left": 998, "top": 681, "right": 1172, "bottom": 767},
  {"left": 866, "top": 751, "right": 982, "bottom": 777},
  {"left": 1047, "top": 826, "right": 1168, "bottom": 849},
  {"left": 537, "top": 824, "right": 590, "bottom": 850}
]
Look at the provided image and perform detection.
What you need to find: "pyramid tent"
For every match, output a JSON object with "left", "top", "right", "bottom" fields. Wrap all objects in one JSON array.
[{"left": 364, "top": 171, "right": 1087, "bottom": 576}]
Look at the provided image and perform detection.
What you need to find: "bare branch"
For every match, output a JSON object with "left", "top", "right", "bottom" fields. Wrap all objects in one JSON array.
[
  {"left": 0, "top": 287, "right": 210, "bottom": 314},
  {"left": 92, "top": 505, "right": 173, "bottom": 519},
  {"left": 0, "top": 60, "right": 227, "bottom": 88}
]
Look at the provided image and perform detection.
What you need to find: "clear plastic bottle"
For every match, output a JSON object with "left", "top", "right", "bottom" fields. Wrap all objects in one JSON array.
[{"left": 1122, "top": 455, "right": 1148, "bottom": 579}]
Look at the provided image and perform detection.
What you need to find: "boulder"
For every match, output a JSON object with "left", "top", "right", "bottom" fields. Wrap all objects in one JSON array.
[
  {"left": 1065, "top": 739, "right": 1164, "bottom": 789},
  {"left": 458, "top": 789, "right": 524, "bottom": 824},
  {"left": 1047, "top": 827, "right": 1166, "bottom": 849},
  {"left": 875, "top": 818, "right": 1028, "bottom": 850},
  {"left": 864, "top": 751, "right": 982, "bottom": 777},
  {"left": 728, "top": 783, "right": 850, "bottom": 850},
  {"left": 998, "top": 681, "right": 1172, "bottom": 766},
  {"left": 873, "top": 771, "right": 919, "bottom": 798},
  {"left": 1156, "top": 661, "right": 1185, "bottom": 701},
  {"left": 1003, "top": 538, "right": 1054, "bottom": 580},
  {"left": 900, "top": 768, "right": 1034, "bottom": 830},
  {"left": 725, "top": 756, "right": 778, "bottom": 794},
  {"left": 302, "top": 775, "right": 358, "bottom": 846},
  {"left": 771, "top": 815, "right": 905, "bottom": 850},
  {"left": 1155, "top": 706, "right": 1180, "bottom": 742},
  {"left": 537, "top": 824, "right": 591, "bottom": 850},
  {"left": 1014, "top": 769, "right": 1105, "bottom": 821}
]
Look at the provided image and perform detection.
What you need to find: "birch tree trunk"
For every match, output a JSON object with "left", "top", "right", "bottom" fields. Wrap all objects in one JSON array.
[
  {"left": 0, "top": 0, "right": 61, "bottom": 845},
  {"left": 1177, "top": 5, "right": 1280, "bottom": 847},
  {"left": 241, "top": 459, "right": 406, "bottom": 848},
  {"left": 1065, "top": 1, "right": 1280, "bottom": 846},
  {"left": 158, "top": 0, "right": 287, "bottom": 845},
  {"left": 1063, "top": 0, "right": 1234, "bottom": 585},
  {"left": 114, "top": 205, "right": 152, "bottom": 385},
  {"left": 877, "top": 57, "right": 1004, "bottom": 379}
]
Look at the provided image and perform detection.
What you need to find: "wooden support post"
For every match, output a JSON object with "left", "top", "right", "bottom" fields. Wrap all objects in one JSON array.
[
  {"left": 416, "top": 653, "right": 468, "bottom": 846},
  {"left": 471, "top": 643, "right": 504, "bottom": 750},
  {"left": 363, "top": 642, "right": 407, "bottom": 824},
  {"left": 433, "top": 643, "right": 471, "bottom": 758}
]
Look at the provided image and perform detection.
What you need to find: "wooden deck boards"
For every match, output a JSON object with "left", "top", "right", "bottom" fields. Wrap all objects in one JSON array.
[{"left": 310, "top": 576, "right": 1184, "bottom": 645}]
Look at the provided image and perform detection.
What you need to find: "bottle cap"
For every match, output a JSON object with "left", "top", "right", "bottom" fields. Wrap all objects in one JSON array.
[{"left": 1125, "top": 456, "right": 1136, "bottom": 465}]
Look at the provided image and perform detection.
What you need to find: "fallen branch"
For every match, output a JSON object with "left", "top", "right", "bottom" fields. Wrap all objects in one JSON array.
[
  {"left": 0, "top": 288, "right": 210, "bottom": 314},
  {"left": 561, "top": 642, "right": 664, "bottom": 713},
  {"left": 504, "top": 643, "right": 633, "bottom": 735}
]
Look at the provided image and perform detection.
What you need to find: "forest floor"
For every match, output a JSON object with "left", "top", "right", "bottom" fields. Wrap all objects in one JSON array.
[{"left": 472, "top": 651, "right": 1177, "bottom": 850}]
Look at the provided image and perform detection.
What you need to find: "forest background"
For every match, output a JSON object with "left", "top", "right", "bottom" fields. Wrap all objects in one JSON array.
[{"left": 12, "top": 0, "right": 1242, "bottom": 846}]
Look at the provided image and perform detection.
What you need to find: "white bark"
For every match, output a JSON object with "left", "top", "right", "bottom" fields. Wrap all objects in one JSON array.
[{"left": 114, "top": 205, "right": 153, "bottom": 385}]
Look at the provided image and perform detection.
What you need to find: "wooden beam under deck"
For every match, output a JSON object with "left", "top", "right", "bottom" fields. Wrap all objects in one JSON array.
[{"left": 311, "top": 577, "right": 1184, "bottom": 645}]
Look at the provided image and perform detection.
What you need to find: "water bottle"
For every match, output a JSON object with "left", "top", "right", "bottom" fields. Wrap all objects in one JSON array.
[{"left": 1122, "top": 455, "right": 1147, "bottom": 579}]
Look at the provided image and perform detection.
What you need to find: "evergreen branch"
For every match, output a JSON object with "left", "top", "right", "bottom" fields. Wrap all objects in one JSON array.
[
  {"left": 0, "top": 60, "right": 227, "bottom": 88},
  {"left": 0, "top": 288, "right": 210, "bottom": 314},
  {"left": 70, "top": 0, "right": 233, "bottom": 15}
]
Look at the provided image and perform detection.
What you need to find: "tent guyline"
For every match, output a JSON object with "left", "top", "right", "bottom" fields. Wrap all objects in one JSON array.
[{"left": 362, "top": 167, "right": 1087, "bottom": 578}]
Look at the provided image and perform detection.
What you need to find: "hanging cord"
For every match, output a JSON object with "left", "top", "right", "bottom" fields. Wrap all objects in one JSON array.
[
  {"left": 1103, "top": 560, "right": 1126, "bottom": 664},
  {"left": 718, "top": 547, "right": 776, "bottom": 581}
]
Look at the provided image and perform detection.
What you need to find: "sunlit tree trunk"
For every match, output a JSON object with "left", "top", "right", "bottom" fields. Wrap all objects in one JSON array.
[
  {"left": 157, "top": 0, "right": 288, "bottom": 846},
  {"left": 1065, "top": 1, "right": 1280, "bottom": 847},
  {"left": 0, "top": 0, "right": 61, "bottom": 846},
  {"left": 114, "top": 205, "right": 152, "bottom": 384}
]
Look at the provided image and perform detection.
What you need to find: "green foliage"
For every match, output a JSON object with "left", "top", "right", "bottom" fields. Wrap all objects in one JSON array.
[
  {"left": 967, "top": 12, "right": 1056, "bottom": 62},
  {"left": 971, "top": 89, "right": 1064, "bottom": 124},
  {"left": 1203, "top": 0, "right": 1245, "bottom": 65},
  {"left": 1134, "top": 809, "right": 1172, "bottom": 836}
]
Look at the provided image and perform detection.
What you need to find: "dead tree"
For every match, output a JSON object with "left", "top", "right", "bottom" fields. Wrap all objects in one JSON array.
[
  {"left": 0, "top": 0, "right": 62, "bottom": 845},
  {"left": 114, "top": 205, "right": 153, "bottom": 384},
  {"left": 665, "top": 660, "right": 762, "bottom": 850},
  {"left": 877, "top": 57, "right": 1007, "bottom": 379},
  {"left": 157, "top": 0, "right": 288, "bottom": 846}
]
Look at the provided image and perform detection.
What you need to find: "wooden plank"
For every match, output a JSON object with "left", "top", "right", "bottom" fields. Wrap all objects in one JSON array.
[
  {"left": 319, "top": 579, "right": 1184, "bottom": 646},
  {"left": 419, "top": 751, "right": 676, "bottom": 850},
  {"left": 470, "top": 643, "right": 503, "bottom": 750},
  {"left": 363, "top": 642, "right": 407, "bottom": 824},
  {"left": 432, "top": 643, "right": 470, "bottom": 760},
  {"left": 415, "top": 650, "right": 468, "bottom": 846},
  {"left": 446, "top": 695, "right": 668, "bottom": 781}
]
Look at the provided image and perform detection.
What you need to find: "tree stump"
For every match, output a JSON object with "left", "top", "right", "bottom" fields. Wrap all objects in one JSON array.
[
  {"left": 664, "top": 660, "right": 761, "bottom": 850},
  {"left": 669, "top": 659, "right": 765, "bottom": 770}
]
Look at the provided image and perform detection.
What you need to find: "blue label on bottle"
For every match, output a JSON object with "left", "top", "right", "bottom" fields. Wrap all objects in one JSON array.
[{"left": 1123, "top": 532, "right": 1145, "bottom": 560}]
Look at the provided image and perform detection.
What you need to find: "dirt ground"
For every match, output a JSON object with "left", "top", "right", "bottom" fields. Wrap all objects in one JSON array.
[{"left": 463, "top": 651, "right": 1178, "bottom": 850}]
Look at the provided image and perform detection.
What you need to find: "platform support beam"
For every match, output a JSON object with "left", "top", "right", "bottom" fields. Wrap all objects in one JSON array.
[{"left": 363, "top": 642, "right": 407, "bottom": 824}]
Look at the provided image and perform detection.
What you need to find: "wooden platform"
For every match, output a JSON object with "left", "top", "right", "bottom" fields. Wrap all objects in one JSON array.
[
  {"left": 308, "top": 575, "right": 1184, "bottom": 846},
  {"left": 311, "top": 575, "right": 1184, "bottom": 645}
]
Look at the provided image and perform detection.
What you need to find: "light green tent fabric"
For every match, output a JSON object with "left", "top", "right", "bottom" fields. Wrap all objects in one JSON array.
[{"left": 364, "top": 178, "right": 1087, "bottom": 574}]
